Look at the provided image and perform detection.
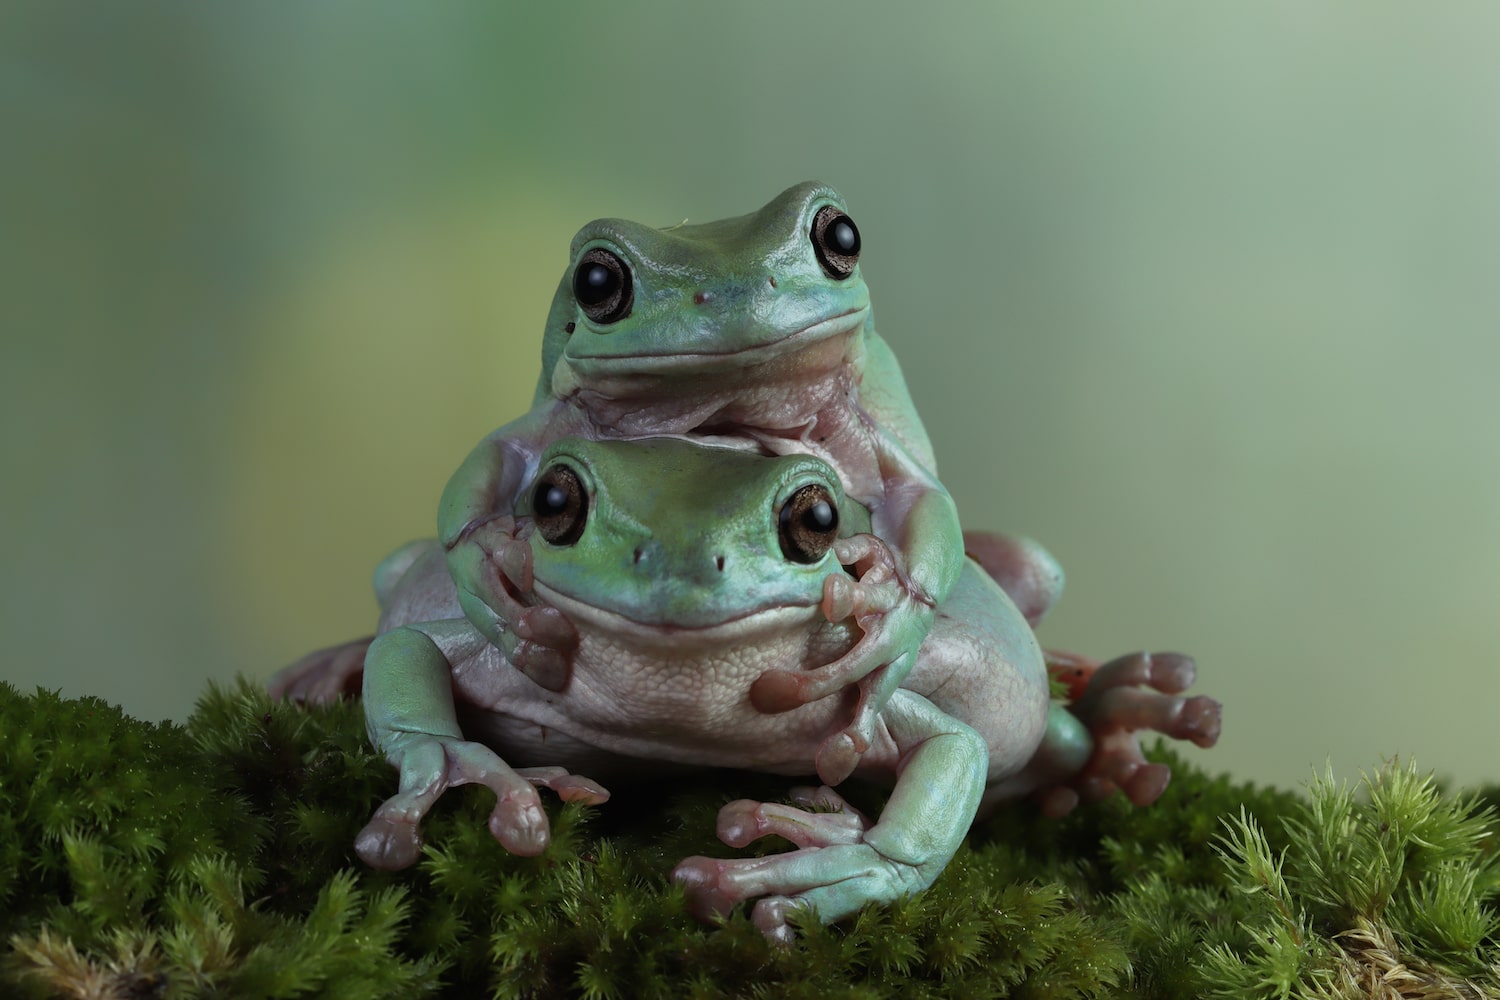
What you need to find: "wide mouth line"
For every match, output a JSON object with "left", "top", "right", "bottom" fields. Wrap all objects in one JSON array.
[
  {"left": 533, "top": 581, "right": 820, "bottom": 636},
  {"left": 566, "top": 305, "right": 868, "bottom": 366}
]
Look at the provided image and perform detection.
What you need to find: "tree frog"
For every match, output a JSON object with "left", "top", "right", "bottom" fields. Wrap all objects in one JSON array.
[
  {"left": 439, "top": 182, "right": 1062, "bottom": 784},
  {"left": 354, "top": 436, "right": 1221, "bottom": 941}
]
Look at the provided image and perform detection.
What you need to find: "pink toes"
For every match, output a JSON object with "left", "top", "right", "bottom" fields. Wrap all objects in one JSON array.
[
  {"left": 1043, "top": 650, "right": 1221, "bottom": 814},
  {"left": 714, "top": 793, "right": 865, "bottom": 850},
  {"left": 1174, "top": 694, "right": 1223, "bottom": 748},
  {"left": 355, "top": 813, "right": 423, "bottom": 870},
  {"left": 672, "top": 857, "right": 738, "bottom": 921}
]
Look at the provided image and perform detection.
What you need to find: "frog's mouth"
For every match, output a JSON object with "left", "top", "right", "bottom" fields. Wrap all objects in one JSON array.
[
  {"left": 561, "top": 306, "right": 869, "bottom": 380},
  {"left": 533, "top": 581, "right": 825, "bottom": 652}
]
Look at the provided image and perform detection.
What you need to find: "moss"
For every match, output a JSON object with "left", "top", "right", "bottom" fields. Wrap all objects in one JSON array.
[{"left": 3, "top": 680, "right": 1497, "bottom": 999}]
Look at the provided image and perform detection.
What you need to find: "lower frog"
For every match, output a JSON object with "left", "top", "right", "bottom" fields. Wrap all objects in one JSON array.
[{"left": 311, "top": 436, "right": 1221, "bottom": 940}]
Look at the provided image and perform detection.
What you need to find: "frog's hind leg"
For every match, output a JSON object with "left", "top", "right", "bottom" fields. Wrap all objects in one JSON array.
[
  {"left": 961, "top": 531, "right": 1064, "bottom": 626},
  {"left": 673, "top": 690, "right": 988, "bottom": 943},
  {"left": 267, "top": 540, "right": 442, "bottom": 704},
  {"left": 268, "top": 637, "right": 372, "bottom": 703},
  {"left": 985, "top": 651, "right": 1223, "bottom": 819}
]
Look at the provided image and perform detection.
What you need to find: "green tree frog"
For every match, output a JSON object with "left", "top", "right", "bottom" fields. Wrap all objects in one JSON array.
[
  {"left": 438, "top": 182, "right": 1063, "bottom": 783},
  {"left": 351, "top": 436, "right": 1220, "bottom": 941}
]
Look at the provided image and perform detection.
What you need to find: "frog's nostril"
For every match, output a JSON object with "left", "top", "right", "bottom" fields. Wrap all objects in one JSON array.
[
  {"left": 693, "top": 290, "right": 712, "bottom": 306},
  {"left": 633, "top": 546, "right": 644, "bottom": 564},
  {"left": 715, "top": 555, "right": 726, "bottom": 572},
  {"left": 767, "top": 275, "right": 777, "bottom": 289}
]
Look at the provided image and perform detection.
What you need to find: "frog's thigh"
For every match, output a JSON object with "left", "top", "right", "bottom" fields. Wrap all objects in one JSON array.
[{"left": 907, "top": 562, "right": 1049, "bottom": 779}]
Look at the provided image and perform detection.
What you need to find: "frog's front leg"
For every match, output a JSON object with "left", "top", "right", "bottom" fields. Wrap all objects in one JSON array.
[
  {"left": 440, "top": 426, "right": 580, "bottom": 693},
  {"left": 749, "top": 532, "right": 937, "bottom": 785},
  {"left": 750, "top": 445, "right": 965, "bottom": 783},
  {"left": 357, "top": 625, "right": 607, "bottom": 869},
  {"left": 673, "top": 690, "right": 987, "bottom": 943},
  {"left": 447, "top": 524, "right": 578, "bottom": 692}
]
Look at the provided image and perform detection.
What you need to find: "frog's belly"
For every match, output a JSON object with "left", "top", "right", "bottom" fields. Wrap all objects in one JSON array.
[{"left": 451, "top": 603, "right": 860, "bottom": 775}]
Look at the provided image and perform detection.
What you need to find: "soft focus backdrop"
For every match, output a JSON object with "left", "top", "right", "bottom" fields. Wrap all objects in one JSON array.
[{"left": 4, "top": 4, "right": 1497, "bottom": 791}]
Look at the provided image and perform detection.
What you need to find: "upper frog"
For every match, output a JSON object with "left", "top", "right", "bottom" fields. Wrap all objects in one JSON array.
[
  {"left": 531, "top": 183, "right": 910, "bottom": 451},
  {"left": 439, "top": 183, "right": 1050, "bottom": 783}
]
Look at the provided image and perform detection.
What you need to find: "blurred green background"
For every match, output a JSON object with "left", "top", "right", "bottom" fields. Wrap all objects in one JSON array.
[{"left": 4, "top": 3, "right": 1497, "bottom": 791}]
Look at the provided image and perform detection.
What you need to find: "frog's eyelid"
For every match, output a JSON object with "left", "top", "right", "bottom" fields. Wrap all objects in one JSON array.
[{"left": 776, "top": 474, "right": 841, "bottom": 511}]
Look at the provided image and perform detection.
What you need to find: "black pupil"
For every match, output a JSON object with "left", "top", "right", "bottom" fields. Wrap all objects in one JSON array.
[
  {"left": 804, "top": 501, "right": 834, "bottom": 531},
  {"left": 538, "top": 484, "right": 569, "bottom": 515},
  {"left": 578, "top": 263, "right": 615, "bottom": 303},
  {"left": 829, "top": 218, "right": 857, "bottom": 254}
]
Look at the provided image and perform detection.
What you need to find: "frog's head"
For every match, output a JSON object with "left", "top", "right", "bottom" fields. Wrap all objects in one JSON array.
[
  {"left": 539, "top": 182, "right": 872, "bottom": 401},
  {"left": 518, "top": 436, "right": 869, "bottom": 645}
]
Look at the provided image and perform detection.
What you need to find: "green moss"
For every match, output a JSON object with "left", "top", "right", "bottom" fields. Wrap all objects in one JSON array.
[{"left": 3, "top": 680, "right": 1497, "bottom": 999}]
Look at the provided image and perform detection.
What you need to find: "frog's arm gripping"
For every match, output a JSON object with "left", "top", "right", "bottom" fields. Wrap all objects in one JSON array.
[
  {"left": 437, "top": 411, "right": 580, "bottom": 691},
  {"left": 356, "top": 623, "right": 607, "bottom": 870},
  {"left": 751, "top": 430, "right": 965, "bottom": 784}
]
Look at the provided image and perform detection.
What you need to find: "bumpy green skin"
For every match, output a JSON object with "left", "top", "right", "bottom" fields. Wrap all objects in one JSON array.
[
  {"left": 358, "top": 437, "right": 1221, "bottom": 941},
  {"left": 439, "top": 183, "right": 1004, "bottom": 777}
]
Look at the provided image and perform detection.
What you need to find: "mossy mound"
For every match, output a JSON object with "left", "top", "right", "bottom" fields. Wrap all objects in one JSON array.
[{"left": 3, "top": 680, "right": 1498, "bottom": 999}]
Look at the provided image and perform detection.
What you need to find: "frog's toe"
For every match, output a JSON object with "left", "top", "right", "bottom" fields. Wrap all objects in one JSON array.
[
  {"left": 748, "top": 669, "right": 811, "bottom": 713},
  {"left": 751, "top": 896, "right": 808, "bottom": 946},
  {"left": 509, "top": 640, "right": 572, "bottom": 692},
  {"left": 1038, "top": 785, "right": 1081, "bottom": 819},
  {"left": 672, "top": 856, "right": 742, "bottom": 921},
  {"left": 354, "top": 813, "right": 423, "bottom": 870},
  {"left": 514, "top": 765, "right": 611, "bottom": 805},
  {"left": 1175, "top": 694, "right": 1223, "bottom": 748},
  {"left": 504, "top": 606, "right": 579, "bottom": 692},
  {"left": 673, "top": 843, "right": 928, "bottom": 938},
  {"left": 715, "top": 794, "right": 866, "bottom": 850},
  {"left": 814, "top": 732, "right": 861, "bottom": 786},
  {"left": 1087, "top": 650, "right": 1196, "bottom": 696},
  {"left": 487, "top": 793, "right": 551, "bottom": 856},
  {"left": 268, "top": 637, "right": 371, "bottom": 703},
  {"left": 1122, "top": 761, "right": 1172, "bottom": 807}
]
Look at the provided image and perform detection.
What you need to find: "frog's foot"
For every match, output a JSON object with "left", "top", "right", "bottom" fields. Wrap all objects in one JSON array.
[
  {"left": 673, "top": 787, "right": 926, "bottom": 945},
  {"left": 355, "top": 735, "right": 608, "bottom": 870},
  {"left": 267, "top": 637, "right": 372, "bottom": 703},
  {"left": 456, "top": 527, "right": 579, "bottom": 692},
  {"left": 1039, "top": 651, "right": 1222, "bottom": 818},
  {"left": 961, "top": 531, "right": 1065, "bottom": 626}
]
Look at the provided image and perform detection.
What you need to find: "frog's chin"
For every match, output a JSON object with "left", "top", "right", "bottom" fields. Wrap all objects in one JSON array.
[
  {"left": 533, "top": 581, "right": 824, "bottom": 652},
  {"left": 558, "top": 306, "right": 868, "bottom": 385}
]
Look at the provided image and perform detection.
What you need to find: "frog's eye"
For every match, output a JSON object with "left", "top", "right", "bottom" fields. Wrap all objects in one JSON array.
[
  {"left": 532, "top": 465, "right": 588, "bottom": 546},
  {"left": 572, "top": 248, "right": 634, "bottom": 324},
  {"left": 778, "top": 484, "right": 839, "bottom": 563},
  {"left": 810, "top": 205, "right": 860, "bottom": 280}
]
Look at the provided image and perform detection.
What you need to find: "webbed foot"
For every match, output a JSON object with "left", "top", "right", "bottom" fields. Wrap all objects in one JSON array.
[
  {"left": 674, "top": 786, "right": 926, "bottom": 944},
  {"left": 356, "top": 734, "right": 608, "bottom": 870},
  {"left": 1036, "top": 651, "right": 1221, "bottom": 817},
  {"left": 677, "top": 692, "right": 988, "bottom": 943},
  {"left": 267, "top": 637, "right": 372, "bottom": 703}
]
